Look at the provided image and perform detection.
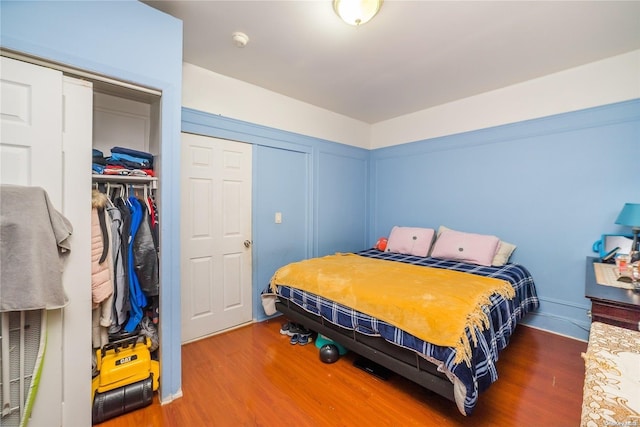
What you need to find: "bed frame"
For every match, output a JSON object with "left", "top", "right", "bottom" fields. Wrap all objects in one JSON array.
[{"left": 275, "top": 298, "right": 456, "bottom": 403}]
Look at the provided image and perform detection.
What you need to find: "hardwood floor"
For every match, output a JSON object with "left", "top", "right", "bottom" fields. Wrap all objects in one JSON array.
[{"left": 99, "top": 320, "right": 587, "bottom": 427}]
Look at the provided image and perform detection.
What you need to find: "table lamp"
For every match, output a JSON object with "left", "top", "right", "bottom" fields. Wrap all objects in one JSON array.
[{"left": 615, "top": 203, "right": 640, "bottom": 262}]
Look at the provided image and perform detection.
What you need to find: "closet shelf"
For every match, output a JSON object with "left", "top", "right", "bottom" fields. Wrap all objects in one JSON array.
[{"left": 92, "top": 174, "right": 158, "bottom": 189}]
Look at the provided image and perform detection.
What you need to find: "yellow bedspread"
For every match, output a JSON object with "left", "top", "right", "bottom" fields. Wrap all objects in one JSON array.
[{"left": 270, "top": 253, "right": 515, "bottom": 365}]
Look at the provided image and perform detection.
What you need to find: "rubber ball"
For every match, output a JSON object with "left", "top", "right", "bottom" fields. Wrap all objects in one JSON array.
[{"left": 319, "top": 344, "right": 340, "bottom": 364}]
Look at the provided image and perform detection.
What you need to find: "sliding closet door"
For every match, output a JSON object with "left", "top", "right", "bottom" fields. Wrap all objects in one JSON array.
[
  {"left": 181, "top": 133, "right": 253, "bottom": 343},
  {"left": 0, "top": 57, "right": 62, "bottom": 192},
  {"left": 0, "top": 57, "right": 92, "bottom": 426},
  {"left": 0, "top": 56, "right": 64, "bottom": 427},
  {"left": 60, "top": 76, "right": 92, "bottom": 426}
]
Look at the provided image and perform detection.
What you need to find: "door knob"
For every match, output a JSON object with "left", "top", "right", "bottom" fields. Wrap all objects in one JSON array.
[{"left": 244, "top": 240, "right": 252, "bottom": 248}]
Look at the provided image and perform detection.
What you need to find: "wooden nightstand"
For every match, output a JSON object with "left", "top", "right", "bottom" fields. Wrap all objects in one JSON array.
[{"left": 585, "top": 257, "right": 640, "bottom": 331}]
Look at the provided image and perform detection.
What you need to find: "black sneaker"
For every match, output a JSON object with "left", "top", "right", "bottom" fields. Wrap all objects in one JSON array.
[
  {"left": 279, "top": 322, "right": 292, "bottom": 335},
  {"left": 287, "top": 323, "right": 311, "bottom": 337}
]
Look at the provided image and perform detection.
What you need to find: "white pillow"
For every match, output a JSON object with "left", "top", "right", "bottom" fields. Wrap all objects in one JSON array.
[
  {"left": 385, "top": 226, "right": 435, "bottom": 257},
  {"left": 492, "top": 240, "right": 517, "bottom": 266}
]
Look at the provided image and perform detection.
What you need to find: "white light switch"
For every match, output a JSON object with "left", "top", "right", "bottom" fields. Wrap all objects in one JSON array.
[{"left": 275, "top": 212, "right": 282, "bottom": 224}]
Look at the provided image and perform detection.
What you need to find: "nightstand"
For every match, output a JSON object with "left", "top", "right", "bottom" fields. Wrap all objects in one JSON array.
[{"left": 585, "top": 257, "right": 640, "bottom": 331}]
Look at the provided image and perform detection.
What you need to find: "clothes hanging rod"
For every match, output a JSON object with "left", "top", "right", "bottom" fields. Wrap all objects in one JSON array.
[{"left": 93, "top": 175, "right": 158, "bottom": 189}]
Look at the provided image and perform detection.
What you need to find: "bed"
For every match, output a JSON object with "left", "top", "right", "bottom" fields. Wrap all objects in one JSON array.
[{"left": 268, "top": 247, "right": 539, "bottom": 416}]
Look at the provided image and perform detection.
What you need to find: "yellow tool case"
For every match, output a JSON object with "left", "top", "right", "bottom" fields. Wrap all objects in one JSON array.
[{"left": 92, "top": 335, "right": 159, "bottom": 424}]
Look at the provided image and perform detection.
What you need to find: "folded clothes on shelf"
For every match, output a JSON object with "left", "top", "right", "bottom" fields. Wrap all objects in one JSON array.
[
  {"left": 91, "top": 147, "right": 156, "bottom": 175},
  {"left": 108, "top": 153, "right": 152, "bottom": 169},
  {"left": 103, "top": 166, "right": 155, "bottom": 177},
  {"left": 111, "top": 147, "right": 154, "bottom": 167}
]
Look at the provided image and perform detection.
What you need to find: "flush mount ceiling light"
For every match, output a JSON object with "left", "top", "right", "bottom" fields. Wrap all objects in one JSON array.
[{"left": 333, "top": 0, "right": 383, "bottom": 26}]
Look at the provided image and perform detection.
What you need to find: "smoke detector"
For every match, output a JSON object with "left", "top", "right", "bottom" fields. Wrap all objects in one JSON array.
[{"left": 232, "top": 32, "right": 249, "bottom": 48}]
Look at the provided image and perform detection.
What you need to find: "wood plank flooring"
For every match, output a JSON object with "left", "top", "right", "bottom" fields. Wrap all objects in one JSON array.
[{"left": 99, "top": 320, "right": 587, "bottom": 427}]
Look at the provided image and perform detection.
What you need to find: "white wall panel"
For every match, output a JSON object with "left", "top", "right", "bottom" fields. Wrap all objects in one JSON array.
[
  {"left": 182, "top": 63, "right": 371, "bottom": 150},
  {"left": 371, "top": 50, "right": 640, "bottom": 148}
]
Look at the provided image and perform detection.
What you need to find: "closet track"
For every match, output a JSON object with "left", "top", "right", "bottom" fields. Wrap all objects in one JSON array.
[{"left": 1, "top": 49, "right": 161, "bottom": 100}]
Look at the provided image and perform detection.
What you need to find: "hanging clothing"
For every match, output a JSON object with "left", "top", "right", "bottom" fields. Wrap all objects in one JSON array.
[
  {"left": 107, "top": 204, "right": 129, "bottom": 331},
  {"left": 91, "top": 190, "right": 114, "bottom": 348},
  {"left": 133, "top": 200, "right": 159, "bottom": 297},
  {"left": 115, "top": 195, "right": 133, "bottom": 324},
  {"left": 90, "top": 183, "right": 160, "bottom": 335},
  {"left": 123, "top": 196, "right": 147, "bottom": 332},
  {"left": 147, "top": 196, "right": 159, "bottom": 255},
  {"left": 91, "top": 191, "right": 113, "bottom": 306}
]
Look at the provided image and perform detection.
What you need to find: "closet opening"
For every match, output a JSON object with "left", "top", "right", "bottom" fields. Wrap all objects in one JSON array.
[{"left": 91, "top": 82, "right": 163, "bottom": 423}]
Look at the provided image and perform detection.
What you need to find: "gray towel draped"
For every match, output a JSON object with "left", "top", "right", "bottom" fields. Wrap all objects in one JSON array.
[{"left": 0, "top": 185, "right": 72, "bottom": 311}]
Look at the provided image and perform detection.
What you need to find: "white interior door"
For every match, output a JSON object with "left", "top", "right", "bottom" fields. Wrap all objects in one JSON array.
[
  {"left": 0, "top": 56, "right": 92, "bottom": 427},
  {"left": 181, "top": 133, "right": 253, "bottom": 343}
]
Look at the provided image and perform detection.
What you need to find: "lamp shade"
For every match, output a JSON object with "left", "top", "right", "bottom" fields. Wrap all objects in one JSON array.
[
  {"left": 615, "top": 203, "right": 640, "bottom": 228},
  {"left": 333, "top": 0, "right": 383, "bottom": 26}
]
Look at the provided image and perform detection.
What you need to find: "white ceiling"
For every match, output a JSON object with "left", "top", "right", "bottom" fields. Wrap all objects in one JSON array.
[{"left": 143, "top": 1, "right": 640, "bottom": 124}]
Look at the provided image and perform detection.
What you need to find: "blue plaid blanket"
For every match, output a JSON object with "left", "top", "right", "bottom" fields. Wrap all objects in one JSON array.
[{"left": 273, "top": 249, "right": 539, "bottom": 415}]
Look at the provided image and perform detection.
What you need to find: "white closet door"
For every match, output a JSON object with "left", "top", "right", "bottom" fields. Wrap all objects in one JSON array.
[
  {"left": 0, "top": 56, "right": 62, "bottom": 195},
  {"left": 181, "top": 133, "right": 253, "bottom": 343},
  {"left": 60, "top": 76, "right": 93, "bottom": 427},
  {"left": 0, "top": 57, "right": 92, "bottom": 426},
  {"left": 0, "top": 56, "right": 64, "bottom": 427}
]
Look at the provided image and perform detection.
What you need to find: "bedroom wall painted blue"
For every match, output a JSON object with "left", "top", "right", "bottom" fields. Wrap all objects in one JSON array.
[
  {"left": 1, "top": 0, "right": 184, "bottom": 401},
  {"left": 370, "top": 99, "right": 640, "bottom": 341},
  {"left": 254, "top": 145, "right": 311, "bottom": 316},
  {"left": 316, "top": 150, "right": 369, "bottom": 256},
  {"left": 181, "top": 108, "right": 370, "bottom": 323}
]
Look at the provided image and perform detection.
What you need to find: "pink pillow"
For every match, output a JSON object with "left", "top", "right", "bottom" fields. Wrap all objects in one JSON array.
[
  {"left": 431, "top": 229, "right": 500, "bottom": 266},
  {"left": 385, "top": 226, "right": 435, "bottom": 257}
]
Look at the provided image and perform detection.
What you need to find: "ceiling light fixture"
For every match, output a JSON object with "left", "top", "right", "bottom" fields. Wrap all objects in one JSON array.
[{"left": 333, "top": 0, "right": 383, "bottom": 26}]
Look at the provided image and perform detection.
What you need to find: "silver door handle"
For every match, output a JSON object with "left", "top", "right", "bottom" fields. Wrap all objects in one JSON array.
[{"left": 244, "top": 240, "right": 252, "bottom": 248}]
